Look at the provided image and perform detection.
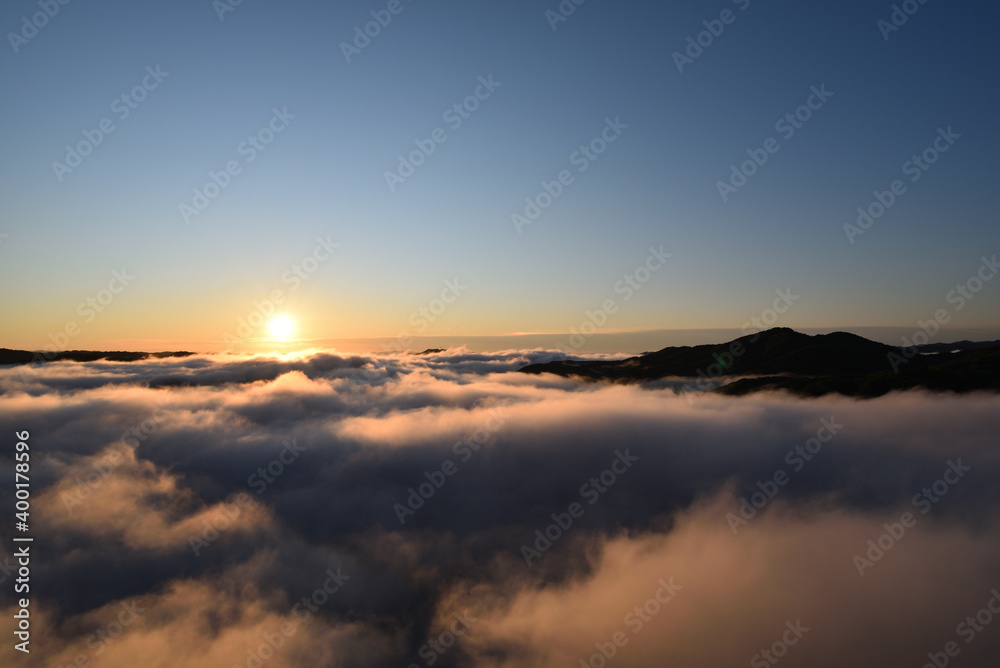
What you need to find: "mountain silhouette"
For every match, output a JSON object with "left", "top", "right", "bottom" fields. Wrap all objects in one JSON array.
[
  {"left": 519, "top": 327, "right": 1000, "bottom": 397},
  {"left": 0, "top": 349, "right": 194, "bottom": 365}
]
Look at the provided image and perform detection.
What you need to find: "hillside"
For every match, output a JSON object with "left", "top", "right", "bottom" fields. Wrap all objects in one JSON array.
[{"left": 519, "top": 328, "right": 1000, "bottom": 397}]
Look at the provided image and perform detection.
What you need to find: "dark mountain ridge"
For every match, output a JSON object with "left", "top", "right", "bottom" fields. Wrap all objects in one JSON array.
[
  {"left": 0, "top": 349, "right": 195, "bottom": 366},
  {"left": 518, "top": 328, "right": 1000, "bottom": 397}
]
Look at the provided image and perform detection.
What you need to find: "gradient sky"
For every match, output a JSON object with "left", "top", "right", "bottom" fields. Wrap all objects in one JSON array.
[{"left": 1, "top": 0, "right": 998, "bottom": 352}]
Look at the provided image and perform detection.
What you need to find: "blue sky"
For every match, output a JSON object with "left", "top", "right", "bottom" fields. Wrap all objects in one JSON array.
[{"left": 1, "top": 0, "right": 998, "bottom": 351}]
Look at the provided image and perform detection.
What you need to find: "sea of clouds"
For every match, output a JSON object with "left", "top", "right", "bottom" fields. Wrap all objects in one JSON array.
[{"left": 1, "top": 349, "right": 998, "bottom": 667}]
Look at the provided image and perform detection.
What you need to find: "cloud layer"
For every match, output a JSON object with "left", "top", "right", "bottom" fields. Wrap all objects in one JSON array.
[{"left": 1, "top": 350, "right": 998, "bottom": 667}]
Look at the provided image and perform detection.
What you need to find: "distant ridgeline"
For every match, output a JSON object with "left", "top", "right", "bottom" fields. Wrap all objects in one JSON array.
[
  {"left": 518, "top": 328, "right": 1000, "bottom": 398},
  {"left": 4, "top": 329, "right": 999, "bottom": 399},
  {"left": 0, "top": 349, "right": 195, "bottom": 366}
]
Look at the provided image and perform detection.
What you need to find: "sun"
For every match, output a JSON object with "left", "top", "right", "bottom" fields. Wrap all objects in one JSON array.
[{"left": 269, "top": 315, "right": 295, "bottom": 340}]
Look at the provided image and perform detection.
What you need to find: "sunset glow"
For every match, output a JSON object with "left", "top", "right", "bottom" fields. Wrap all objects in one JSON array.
[
  {"left": 2, "top": 1, "right": 999, "bottom": 667},
  {"left": 269, "top": 315, "right": 295, "bottom": 340}
]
